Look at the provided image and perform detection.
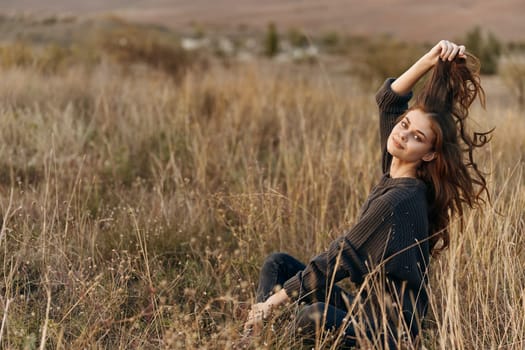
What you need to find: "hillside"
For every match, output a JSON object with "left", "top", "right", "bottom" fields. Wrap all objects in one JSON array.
[{"left": 0, "top": 0, "right": 524, "bottom": 42}]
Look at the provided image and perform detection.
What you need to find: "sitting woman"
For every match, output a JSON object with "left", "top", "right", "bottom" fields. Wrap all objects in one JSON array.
[{"left": 243, "top": 40, "right": 491, "bottom": 348}]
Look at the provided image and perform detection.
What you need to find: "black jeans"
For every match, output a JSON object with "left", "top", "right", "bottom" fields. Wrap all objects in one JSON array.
[{"left": 256, "top": 252, "right": 357, "bottom": 347}]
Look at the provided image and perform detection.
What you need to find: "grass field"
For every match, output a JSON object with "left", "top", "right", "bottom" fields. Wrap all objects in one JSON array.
[{"left": 0, "top": 30, "right": 524, "bottom": 348}]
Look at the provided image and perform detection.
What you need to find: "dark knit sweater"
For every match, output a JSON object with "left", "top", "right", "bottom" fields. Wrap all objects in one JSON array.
[{"left": 283, "top": 78, "right": 430, "bottom": 340}]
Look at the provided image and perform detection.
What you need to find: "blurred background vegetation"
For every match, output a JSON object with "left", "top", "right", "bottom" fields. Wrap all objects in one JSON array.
[{"left": 1, "top": 14, "right": 523, "bottom": 102}]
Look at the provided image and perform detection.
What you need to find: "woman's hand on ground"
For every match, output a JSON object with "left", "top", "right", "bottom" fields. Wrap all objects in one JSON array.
[
  {"left": 241, "top": 289, "right": 289, "bottom": 340},
  {"left": 243, "top": 302, "right": 271, "bottom": 334},
  {"left": 236, "top": 303, "right": 271, "bottom": 349}
]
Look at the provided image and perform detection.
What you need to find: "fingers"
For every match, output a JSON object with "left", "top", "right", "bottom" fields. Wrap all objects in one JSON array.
[
  {"left": 439, "top": 40, "right": 453, "bottom": 61},
  {"left": 243, "top": 302, "right": 274, "bottom": 335},
  {"left": 243, "top": 316, "right": 263, "bottom": 340},
  {"left": 458, "top": 45, "right": 466, "bottom": 58},
  {"left": 244, "top": 314, "right": 259, "bottom": 328},
  {"left": 244, "top": 307, "right": 264, "bottom": 331},
  {"left": 438, "top": 40, "right": 467, "bottom": 61}
]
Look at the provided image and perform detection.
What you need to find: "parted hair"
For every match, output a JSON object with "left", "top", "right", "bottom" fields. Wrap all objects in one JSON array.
[{"left": 413, "top": 53, "right": 492, "bottom": 254}]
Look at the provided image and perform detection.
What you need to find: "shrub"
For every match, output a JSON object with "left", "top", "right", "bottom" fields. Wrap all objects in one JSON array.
[
  {"left": 350, "top": 36, "right": 426, "bottom": 90},
  {"left": 0, "top": 41, "right": 100, "bottom": 73},
  {"left": 463, "top": 27, "right": 502, "bottom": 75},
  {"left": 35, "top": 44, "right": 71, "bottom": 73},
  {"left": 507, "top": 41, "right": 525, "bottom": 52},
  {"left": 0, "top": 41, "right": 34, "bottom": 69},
  {"left": 99, "top": 24, "right": 204, "bottom": 79},
  {"left": 287, "top": 27, "right": 309, "bottom": 48},
  {"left": 500, "top": 55, "right": 525, "bottom": 107},
  {"left": 320, "top": 31, "right": 340, "bottom": 53},
  {"left": 264, "top": 22, "right": 280, "bottom": 57}
]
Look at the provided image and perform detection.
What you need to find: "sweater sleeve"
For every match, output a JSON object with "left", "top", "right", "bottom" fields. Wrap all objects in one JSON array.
[
  {"left": 375, "top": 78, "right": 413, "bottom": 174},
  {"left": 283, "top": 198, "right": 393, "bottom": 302}
]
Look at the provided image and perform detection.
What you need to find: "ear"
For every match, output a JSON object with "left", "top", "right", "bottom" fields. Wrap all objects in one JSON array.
[{"left": 422, "top": 152, "right": 437, "bottom": 162}]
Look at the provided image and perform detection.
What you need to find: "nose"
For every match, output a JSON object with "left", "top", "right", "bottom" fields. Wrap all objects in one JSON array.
[{"left": 399, "top": 131, "right": 408, "bottom": 141}]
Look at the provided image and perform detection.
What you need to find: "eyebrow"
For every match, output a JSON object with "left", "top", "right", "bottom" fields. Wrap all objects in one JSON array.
[{"left": 405, "top": 117, "right": 427, "bottom": 140}]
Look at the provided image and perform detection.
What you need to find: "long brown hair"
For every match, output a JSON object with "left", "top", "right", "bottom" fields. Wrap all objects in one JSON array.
[{"left": 413, "top": 53, "right": 492, "bottom": 254}]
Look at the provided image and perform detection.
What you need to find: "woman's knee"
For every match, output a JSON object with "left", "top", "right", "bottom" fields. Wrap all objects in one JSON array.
[
  {"left": 260, "top": 252, "right": 292, "bottom": 273},
  {"left": 263, "top": 252, "right": 292, "bottom": 265},
  {"left": 295, "top": 302, "right": 325, "bottom": 334}
]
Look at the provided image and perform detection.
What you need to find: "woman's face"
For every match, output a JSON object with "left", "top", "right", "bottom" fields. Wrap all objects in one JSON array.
[{"left": 387, "top": 109, "right": 437, "bottom": 164}]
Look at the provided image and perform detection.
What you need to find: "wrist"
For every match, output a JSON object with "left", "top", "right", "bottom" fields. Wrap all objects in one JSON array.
[
  {"left": 419, "top": 53, "right": 437, "bottom": 70},
  {"left": 265, "top": 288, "right": 289, "bottom": 309}
]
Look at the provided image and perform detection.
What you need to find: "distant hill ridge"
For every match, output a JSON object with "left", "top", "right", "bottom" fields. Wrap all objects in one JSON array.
[{"left": 0, "top": 0, "right": 523, "bottom": 42}]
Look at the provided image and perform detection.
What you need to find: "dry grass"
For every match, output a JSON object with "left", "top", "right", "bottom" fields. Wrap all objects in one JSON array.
[{"left": 0, "top": 55, "right": 523, "bottom": 349}]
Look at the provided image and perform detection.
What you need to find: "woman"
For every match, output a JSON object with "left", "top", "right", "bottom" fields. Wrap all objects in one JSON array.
[{"left": 243, "top": 40, "right": 491, "bottom": 348}]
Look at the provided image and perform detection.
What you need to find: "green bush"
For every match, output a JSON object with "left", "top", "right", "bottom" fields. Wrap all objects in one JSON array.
[
  {"left": 350, "top": 36, "right": 426, "bottom": 90},
  {"left": 99, "top": 25, "right": 203, "bottom": 79},
  {"left": 264, "top": 22, "right": 279, "bottom": 57},
  {"left": 463, "top": 27, "right": 502, "bottom": 74},
  {"left": 320, "top": 31, "right": 340, "bottom": 51},
  {"left": 500, "top": 56, "right": 525, "bottom": 107},
  {"left": 287, "top": 27, "right": 309, "bottom": 48}
]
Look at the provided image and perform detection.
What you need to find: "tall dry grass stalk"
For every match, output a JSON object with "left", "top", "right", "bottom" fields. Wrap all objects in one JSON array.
[{"left": 0, "top": 60, "right": 523, "bottom": 349}]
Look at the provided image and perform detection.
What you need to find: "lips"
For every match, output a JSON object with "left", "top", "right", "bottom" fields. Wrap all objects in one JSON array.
[{"left": 392, "top": 137, "right": 405, "bottom": 150}]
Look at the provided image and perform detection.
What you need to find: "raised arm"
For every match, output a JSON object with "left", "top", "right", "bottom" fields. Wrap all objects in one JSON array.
[
  {"left": 392, "top": 40, "right": 466, "bottom": 95},
  {"left": 376, "top": 40, "right": 466, "bottom": 173}
]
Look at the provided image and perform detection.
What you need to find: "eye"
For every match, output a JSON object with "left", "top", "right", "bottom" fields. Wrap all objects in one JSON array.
[
  {"left": 400, "top": 121, "right": 407, "bottom": 128},
  {"left": 414, "top": 135, "right": 421, "bottom": 142}
]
